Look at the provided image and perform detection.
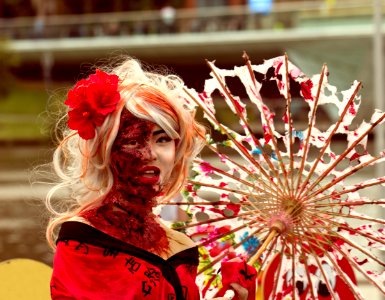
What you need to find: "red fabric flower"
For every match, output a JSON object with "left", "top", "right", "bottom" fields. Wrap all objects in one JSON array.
[{"left": 65, "top": 69, "right": 120, "bottom": 140}]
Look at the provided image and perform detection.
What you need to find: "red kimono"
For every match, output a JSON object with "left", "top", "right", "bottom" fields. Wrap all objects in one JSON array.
[{"left": 50, "top": 221, "right": 200, "bottom": 300}]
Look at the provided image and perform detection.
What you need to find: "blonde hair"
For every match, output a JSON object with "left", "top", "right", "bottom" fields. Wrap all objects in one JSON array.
[{"left": 45, "top": 57, "right": 206, "bottom": 248}]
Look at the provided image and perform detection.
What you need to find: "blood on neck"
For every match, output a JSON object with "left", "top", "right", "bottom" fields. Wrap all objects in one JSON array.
[{"left": 81, "top": 110, "right": 169, "bottom": 255}]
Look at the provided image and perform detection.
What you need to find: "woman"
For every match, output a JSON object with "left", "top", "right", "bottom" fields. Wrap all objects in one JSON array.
[{"left": 46, "top": 57, "right": 255, "bottom": 299}]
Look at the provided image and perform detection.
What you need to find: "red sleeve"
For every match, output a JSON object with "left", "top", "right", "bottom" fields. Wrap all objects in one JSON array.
[{"left": 175, "top": 264, "right": 201, "bottom": 299}]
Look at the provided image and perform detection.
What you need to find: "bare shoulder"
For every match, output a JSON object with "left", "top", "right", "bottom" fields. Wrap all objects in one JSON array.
[
  {"left": 165, "top": 226, "right": 196, "bottom": 247},
  {"left": 159, "top": 221, "right": 196, "bottom": 258}
]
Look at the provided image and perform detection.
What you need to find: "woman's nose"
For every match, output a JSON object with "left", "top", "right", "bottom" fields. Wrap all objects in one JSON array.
[{"left": 142, "top": 143, "right": 157, "bottom": 161}]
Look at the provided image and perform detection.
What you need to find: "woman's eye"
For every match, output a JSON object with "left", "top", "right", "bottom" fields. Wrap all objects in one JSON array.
[
  {"left": 121, "top": 139, "right": 139, "bottom": 149},
  {"left": 157, "top": 136, "right": 172, "bottom": 143},
  {"left": 128, "top": 140, "right": 138, "bottom": 146}
]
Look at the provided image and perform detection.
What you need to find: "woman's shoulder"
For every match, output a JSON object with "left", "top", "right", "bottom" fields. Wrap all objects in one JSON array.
[
  {"left": 159, "top": 221, "right": 196, "bottom": 259},
  {"left": 60, "top": 216, "right": 197, "bottom": 260}
]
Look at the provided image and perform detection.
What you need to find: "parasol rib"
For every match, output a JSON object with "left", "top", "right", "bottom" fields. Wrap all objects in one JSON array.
[
  {"left": 283, "top": 53, "right": 295, "bottom": 198},
  {"left": 184, "top": 87, "right": 281, "bottom": 193},
  {"left": 295, "top": 64, "right": 326, "bottom": 194},
  {"left": 306, "top": 176, "right": 385, "bottom": 204},
  {"left": 197, "top": 226, "right": 264, "bottom": 275},
  {"left": 297, "top": 81, "right": 363, "bottom": 198},
  {"left": 206, "top": 59, "right": 287, "bottom": 193},
  {"left": 302, "top": 154, "right": 385, "bottom": 202},
  {"left": 300, "top": 112, "right": 385, "bottom": 198},
  {"left": 243, "top": 54, "right": 292, "bottom": 195},
  {"left": 172, "top": 210, "right": 258, "bottom": 230}
]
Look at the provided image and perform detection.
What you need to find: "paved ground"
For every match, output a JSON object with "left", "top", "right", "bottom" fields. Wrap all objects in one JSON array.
[
  {"left": 0, "top": 195, "right": 53, "bottom": 266},
  {"left": 0, "top": 144, "right": 54, "bottom": 266}
]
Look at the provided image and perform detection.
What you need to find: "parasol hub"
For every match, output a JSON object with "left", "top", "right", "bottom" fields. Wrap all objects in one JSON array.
[
  {"left": 271, "top": 219, "right": 286, "bottom": 234},
  {"left": 281, "top": 197, "right": 304, "bottom": 223},
  {"left": 268, "top": 210, "right": 294, "bottom": 235}
]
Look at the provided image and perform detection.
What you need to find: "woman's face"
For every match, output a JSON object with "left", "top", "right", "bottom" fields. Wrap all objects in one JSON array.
[{"left": 110, "top": 112, "right": 176, "bottom": 193}]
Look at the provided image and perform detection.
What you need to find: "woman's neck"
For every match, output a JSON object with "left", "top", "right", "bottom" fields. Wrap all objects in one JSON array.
[
  {"left": 81, "top": 184, "right": 169, "bottom": 255},
  {"left": 107, "top": 184, "right": 157, "bottom": 216}
]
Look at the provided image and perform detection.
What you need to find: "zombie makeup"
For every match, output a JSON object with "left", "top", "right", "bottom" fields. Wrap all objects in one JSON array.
[
  {"left": 110, "top": 109, "right": 176, "bottom": 198},
  {"left": 110, "top": 110, "right": 158, "bottom": 198},
  {"left": 82, "top": 109, "right": 175, "bottom": 254}
]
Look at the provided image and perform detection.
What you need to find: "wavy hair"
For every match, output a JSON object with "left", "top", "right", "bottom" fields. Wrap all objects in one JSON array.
[{"left": 45, "top": 57, "right": 206, "bottom": 248}]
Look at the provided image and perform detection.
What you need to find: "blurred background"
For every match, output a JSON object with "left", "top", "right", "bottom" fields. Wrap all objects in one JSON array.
[{"left": 0, "top": 0, "right": 384, "bottom": 298}]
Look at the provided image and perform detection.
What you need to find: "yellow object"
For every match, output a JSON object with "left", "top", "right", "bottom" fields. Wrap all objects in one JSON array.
[{"left": 0, "top": 258, "right": 52, "bottom": 299}]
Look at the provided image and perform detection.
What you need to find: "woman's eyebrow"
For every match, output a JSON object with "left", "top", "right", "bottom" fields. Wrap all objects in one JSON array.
[{"left": 153, "top": 129, "right": 166, "bottom": 136}]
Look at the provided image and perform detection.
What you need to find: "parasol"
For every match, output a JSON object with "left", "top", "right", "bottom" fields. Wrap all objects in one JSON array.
[{"left": 160, "top": 54, "right": 385, "bottom": 299}]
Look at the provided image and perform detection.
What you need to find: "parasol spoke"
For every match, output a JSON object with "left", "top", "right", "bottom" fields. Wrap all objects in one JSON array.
[
  {"left": 307, "top": 223, "right": 384, "bottom": 298},
  {"left": 193, "top": 143, "right": 280, "bottom": 196},
  {"left": 167, "top": 201, "right": 250, "bottom": 206},
  {"left": 300, "top": 214, "right": 385, "bottom": 287},
  {"left": 294, "top": 64, "right": 327, "bottom": 195},
  {"left": 296, "top": 221, "right": 365, "bottom": 300},
  {"left": 332, "top": 230, "right": 385, "bottom": 268},
  {"left": 302, "top": 155, "right": 385, "bottom": 202},
  {"left": 206, "top": 59, "right": 286, "bottom": 191},
  {"left": 302, "top": 255, "right": 318, "bottom": 300},
  {"left": 323, "top": 250, "right": 367, "bottom": 300},
  {"left": 312, "top": 257, "right": 340, "bottom": 300},
  {"left": 333, "top": 247, "right": 385, "bottom": 295},
  {"left": 242, "top": 53, "right": 293, "bottom": 190},
  {"left": 189, "top": 159, "right": 281, "bottom": 197},
  {"left": 314, "top": 199, "right": 385, "bottom": 208},
  {"left": 295, "top": 224, "right": 339, "bottom": 299},
  {"left": 307, "top": 208, "right": 385, "bottom": 226},
  {"left": 188, "top": 179, "right": 262, "bottom": 199},
  {"left": 198, "top": 140, "right": 286, "bottom": 196},
  {"left": 301, "top": 213, "right": 385, "bottom": 249},
  {"left": 197, "top": 221, "right": 258, "bottom": 248},
  {"left": 192, "top": 159, "right": 266, "bottom": 192},
  {"left": 330, "top": 218, "right": 385, "bottom": 247},
  {"left": 306, "top": 176, "right": 385, "bottom": 204},
  {"left": 297, "top": 81, "right": 363, "bottom": 197},
  {"left": 188, "top": 180, "right": 279, "bottom": 219},
  {"left": 258, "top": 112, "right": 292, "bottom": 197},
  {"left": 242, "top": 54, "right": 291, "bottom": 196},
  {"left": 290, "top": 238, "right": 296, "bottom": 300},
  {"left": 197, "top": 226, "right": 264, "bottom": 275},
  {"left": 283, "top": 54, "right": 296, "bottom": 198},
  {"left": 184, "top": 87, "right": 282, "bottom": 192},
  {"left": 172, "top": 209, "right": 259, "bottom": 230},
  {"left": 301, "top": 112, "right": 385, "bottom": 197},
  {"left": 270, "top": 245, "right": 287, "bottom": 300}
]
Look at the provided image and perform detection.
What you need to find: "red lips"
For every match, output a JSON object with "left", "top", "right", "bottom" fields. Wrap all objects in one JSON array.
[{"left": 136, "top": 166, "right": 160, "bottom": 185}]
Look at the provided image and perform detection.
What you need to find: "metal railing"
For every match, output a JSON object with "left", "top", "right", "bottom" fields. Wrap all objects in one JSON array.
[{"left": 0, "top": 0, "right": 382, "bottom": 40}]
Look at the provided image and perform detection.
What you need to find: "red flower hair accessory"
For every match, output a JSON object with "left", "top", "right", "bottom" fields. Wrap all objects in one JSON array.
[{"left": 65, "top": 69, "right": 121, "bottom": 140}]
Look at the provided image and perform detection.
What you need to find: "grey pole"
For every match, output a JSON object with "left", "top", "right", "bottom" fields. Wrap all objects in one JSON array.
[{"left": 373, "top": 0, "right": 384, "bottom": 181}]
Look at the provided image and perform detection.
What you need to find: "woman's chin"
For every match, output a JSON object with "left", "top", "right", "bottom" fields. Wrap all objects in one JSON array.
[{"left": 152, "top": 184, "right": 160, "bottom": 192}]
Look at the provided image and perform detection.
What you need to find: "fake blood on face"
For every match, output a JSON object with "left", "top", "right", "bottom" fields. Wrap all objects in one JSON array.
[
  {"left": 110, "top": 111, "right": 160, "bottom": 197},
  {"left": 82, "top": 110, "right": 172, "bottom": 255}
]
